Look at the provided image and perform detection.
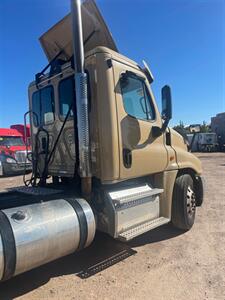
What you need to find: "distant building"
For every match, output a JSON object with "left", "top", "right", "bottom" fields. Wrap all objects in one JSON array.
[{"left": 211, "top": 112, "right": 225, "bottom": 146}]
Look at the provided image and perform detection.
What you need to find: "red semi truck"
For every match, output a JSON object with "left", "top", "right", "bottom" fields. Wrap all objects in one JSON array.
[{"left": 0, "top": 128, "right": 32, "bottom": 176}]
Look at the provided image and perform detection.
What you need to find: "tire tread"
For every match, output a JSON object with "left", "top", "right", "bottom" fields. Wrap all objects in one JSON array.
[{"left": 172, "top": 174, "right": 195, "bottom": 230}]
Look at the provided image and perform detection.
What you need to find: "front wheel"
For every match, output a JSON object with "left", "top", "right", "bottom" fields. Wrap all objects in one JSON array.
[{"left": 172, "top": 174, "right": 196, "bottom": 230}]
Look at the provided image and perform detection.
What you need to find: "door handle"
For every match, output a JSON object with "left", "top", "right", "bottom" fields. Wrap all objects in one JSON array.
[{"left": 123, "top": 148, "right": 132, "bottom": 168}]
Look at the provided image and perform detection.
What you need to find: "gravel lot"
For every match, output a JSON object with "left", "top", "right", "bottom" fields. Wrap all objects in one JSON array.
[{"left": 0, "top": 153, "right": 224, "bottom": 300}]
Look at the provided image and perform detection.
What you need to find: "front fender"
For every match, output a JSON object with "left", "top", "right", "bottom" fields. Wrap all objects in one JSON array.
[
  {"left": 176, "top": 150, "right": 202, "bottom": 175},
  {"left": 170, "top": 128, "right": 202, "bottom": 175}
]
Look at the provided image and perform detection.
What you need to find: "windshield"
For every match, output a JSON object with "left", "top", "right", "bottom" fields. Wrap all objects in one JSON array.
[{"left": 0, "top": 136, "right": 24, "bottom": 147}]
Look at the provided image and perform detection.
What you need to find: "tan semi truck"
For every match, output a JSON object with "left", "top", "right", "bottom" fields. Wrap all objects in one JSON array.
[{"left": 0, "top": 0, "right": 204, "bottom": 282}]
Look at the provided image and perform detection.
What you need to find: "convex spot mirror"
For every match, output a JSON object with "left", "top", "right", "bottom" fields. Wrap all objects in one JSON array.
[{"left": 161, "top": 85, "right": 172, "bottom": 121}]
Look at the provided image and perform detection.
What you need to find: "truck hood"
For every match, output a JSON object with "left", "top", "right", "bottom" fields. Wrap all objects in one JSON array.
[
  {"left": 0, "top": 146, "right": 30, "bottom": 159},
  {"left": 39, "top": 0, "right": 118, "bottom": 62}
]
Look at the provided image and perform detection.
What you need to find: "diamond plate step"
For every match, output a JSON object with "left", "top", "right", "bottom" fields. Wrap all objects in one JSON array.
[
  {"left": 10, "top": 186, "right": 63, "bottom": 196},
  {"left": 118, "top": 217, "right": 170, "bottom": 241},
  {"left": 109, "top": 185, "right": 163, "bottom": 205}
]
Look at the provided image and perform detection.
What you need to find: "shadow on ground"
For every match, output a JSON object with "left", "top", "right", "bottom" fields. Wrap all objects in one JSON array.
[
  {"left": 0, "top": 224, "right": 183, "bottom": 300},
  {"left": 128, "top": 223, "right": 184, "bottom": 247}
]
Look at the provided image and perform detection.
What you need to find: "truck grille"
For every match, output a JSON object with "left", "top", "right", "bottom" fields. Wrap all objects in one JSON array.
[{"left": 15, "top": 151, "right": 30, "bottom": 163}]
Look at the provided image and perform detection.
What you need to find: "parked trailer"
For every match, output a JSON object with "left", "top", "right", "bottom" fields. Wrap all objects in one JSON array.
[
  {"left": 198, "top": 133, "right": 218, "bottom": 152},
  {"left": 0, "top": 0, "right": 204, "bottom": 281},
  {"left": 187, "top": 132, "right": 218, "bottom": 152}
]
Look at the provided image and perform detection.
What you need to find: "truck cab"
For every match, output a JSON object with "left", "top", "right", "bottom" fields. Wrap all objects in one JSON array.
[
  {"left": 28, "top": 0, "right": 203, "bottom": 240},
  {"left": 29, "top": 47, "right": 202, "bottom": 181}
]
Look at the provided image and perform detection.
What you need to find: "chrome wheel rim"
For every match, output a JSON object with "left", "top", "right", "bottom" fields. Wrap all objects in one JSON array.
[{"left": 186, "top": 186, "right": 196, "bottom": 216}]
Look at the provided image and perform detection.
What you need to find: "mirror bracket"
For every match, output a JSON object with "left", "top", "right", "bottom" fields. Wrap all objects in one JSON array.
[
  {"left": 152, "top": 119, "right": 171, "bottom": 138},
  {"left": 152, "top": 126, "right": 162, "bottom": 138}
]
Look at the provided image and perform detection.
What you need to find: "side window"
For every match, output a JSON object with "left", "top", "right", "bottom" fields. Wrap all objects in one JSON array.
[
  {"left": 32, "top": 86, "right": 54, "bottom": 126},
  {"left": 41, "top": 87, "right": 55, "bottom": 124},
  {"left": 120, "top": 74, "right": 155, "bottom": 121},
  {"left": 59, "top": 76, "right": 74, "bottom": 117}
]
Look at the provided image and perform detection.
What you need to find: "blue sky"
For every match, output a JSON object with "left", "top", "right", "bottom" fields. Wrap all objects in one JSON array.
[{"left": 0, "top": 0, "right": 224, "bottom": 127}]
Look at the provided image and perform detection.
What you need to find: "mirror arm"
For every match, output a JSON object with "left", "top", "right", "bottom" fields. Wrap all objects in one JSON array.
[{"left": 161, "top": 119, "right": 169, "bottom": 132}]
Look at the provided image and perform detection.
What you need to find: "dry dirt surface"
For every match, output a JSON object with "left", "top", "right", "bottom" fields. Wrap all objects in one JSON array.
[{"left": 0, "top": 153, "right": 224, "bottom": 300}]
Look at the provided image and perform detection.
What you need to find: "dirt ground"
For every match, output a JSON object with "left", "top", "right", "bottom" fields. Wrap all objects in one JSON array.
[{"left": 0, "top": 153, "right": 224, "bottom": 300}]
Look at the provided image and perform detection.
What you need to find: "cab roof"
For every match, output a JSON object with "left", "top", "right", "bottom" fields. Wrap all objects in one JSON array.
[
  {"left": 85, "top": 46, "right": 139, "bottom": 69},
  {"left": 29, "top": 46, "right": 140, "bottom": 88}
]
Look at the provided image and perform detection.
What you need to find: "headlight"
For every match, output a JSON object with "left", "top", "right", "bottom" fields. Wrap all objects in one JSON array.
[{"left": 6, "top": 157, "right": 17, "bottom": 164}]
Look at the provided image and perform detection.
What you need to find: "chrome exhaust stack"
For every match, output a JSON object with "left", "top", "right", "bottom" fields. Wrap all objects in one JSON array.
[
  {"left": 0, "top": 198, "right": 95, "bottom": 281},
  {"left": 71, "top": 0, "right": 92, "bottom": 198}
]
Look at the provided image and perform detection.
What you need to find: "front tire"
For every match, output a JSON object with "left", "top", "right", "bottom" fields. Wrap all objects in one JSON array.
[{"left": 172, "top": 174, "right": 196, "bottom": 230}]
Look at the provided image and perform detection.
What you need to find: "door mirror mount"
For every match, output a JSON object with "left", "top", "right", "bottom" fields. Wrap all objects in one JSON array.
[{"left": 152, "top": 126, "right": 162, "bottom": 138}]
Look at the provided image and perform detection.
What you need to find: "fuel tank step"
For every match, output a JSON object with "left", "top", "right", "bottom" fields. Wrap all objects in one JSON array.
[{"left": 118, "top": 217, "right": 170, "bottom": 241}]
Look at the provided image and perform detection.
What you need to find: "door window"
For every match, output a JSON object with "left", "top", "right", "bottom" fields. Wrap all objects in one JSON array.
[
  {"left": 120, "top": 74, "right": 155, "bottom": 121},
  {"left": 32, "top": 86, "right": 55, "bottom": 126},
  {"left": 58, "top": 76, "right": 75, "bottom": 117}
]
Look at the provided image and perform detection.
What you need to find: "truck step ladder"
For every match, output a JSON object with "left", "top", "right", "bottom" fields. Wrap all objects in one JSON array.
[
  {"left": 118, "top": 217, "right": 170, "bottom": 242},
  {"left": 103, "top": 184, "right": 170, "bottom": 241}
]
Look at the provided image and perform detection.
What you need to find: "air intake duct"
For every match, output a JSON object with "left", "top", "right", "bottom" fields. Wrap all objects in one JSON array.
[{"left": 0, "top": 198, "right": 95, "bottom": 281}]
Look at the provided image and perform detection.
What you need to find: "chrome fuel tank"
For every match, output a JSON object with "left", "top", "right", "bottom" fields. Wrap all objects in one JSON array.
[{"left": 0, "top": 198, "right": 95, "bottom": 281}]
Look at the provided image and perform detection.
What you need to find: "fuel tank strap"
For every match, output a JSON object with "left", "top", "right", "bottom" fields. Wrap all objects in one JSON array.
[
  {"left": 66, "top": 199, "right": 88, "bottom": 251},
  {"left": 0, "top": 211, "right": 16, "bottom": 281}
]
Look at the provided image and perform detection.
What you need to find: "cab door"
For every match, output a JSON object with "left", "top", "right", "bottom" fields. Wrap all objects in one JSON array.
[
  {"left": 113, "top": 60, "right": 168, "bottom": 180},
  {"left": 50, "top": 74, "right": 77, "bottom": 177}
]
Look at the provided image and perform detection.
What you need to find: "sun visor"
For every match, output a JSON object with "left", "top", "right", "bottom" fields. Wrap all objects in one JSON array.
[{"left": 39, "top": 0, "right": 118, "bottom": 62}]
